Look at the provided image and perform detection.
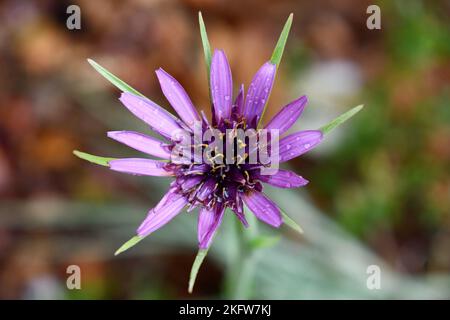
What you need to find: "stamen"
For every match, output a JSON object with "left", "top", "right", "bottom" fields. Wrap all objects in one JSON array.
[{"left": 237, "top": 139, "right": 246, "bottom": 149}]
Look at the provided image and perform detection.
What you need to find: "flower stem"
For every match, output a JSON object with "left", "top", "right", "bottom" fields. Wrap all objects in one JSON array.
[{"left": 223, "top": 213, "right": 259, "bottom": 299}]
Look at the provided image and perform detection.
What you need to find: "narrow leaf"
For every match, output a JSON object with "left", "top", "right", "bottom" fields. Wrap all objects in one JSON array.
[
  {"left": 188, "top": 248, "right": 208, "bottom": 293},
  {"left": 114, "top": 235, "right": 144, "bottom": 256},
  {"left": 281, "top": 210, "right": 304, "bottom": 234},
  {"left": 270, "top": 13, "right": 293, "bottom": 66},
  {"left": 73, "top": 150, "right": 115, "bottom": 167},
  {"left": 198, "top": 12, "right": 212, "bottom": 81},
  {"left": 87, "top": 59, "right": 145, "bottom": 97},
  {"left": 320, "top": 104, "right": 364, "bottom": 135},
  {"left": 258, "top": 14, "right": 293, "bottom": 128}
]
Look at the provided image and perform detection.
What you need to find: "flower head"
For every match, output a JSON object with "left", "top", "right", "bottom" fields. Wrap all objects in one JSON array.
[
  {"left": 105, "top": 44, "right": 322, "bottom": 249},
  {"left": 76, "top": 14, "right": 363, "bottom": 289}
]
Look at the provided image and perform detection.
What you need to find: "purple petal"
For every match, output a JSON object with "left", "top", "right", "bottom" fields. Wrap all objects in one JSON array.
[
  {"left": 253, "top": 169, "right": 309, "bottom": 188},
  {"left": 277, "top": 130, "right": 323, "bottom": 162},
  {"left": 180, "top": 175, "right": 204, "bottom": 192},
  {"left": 210, "top": 50, "right": 233, "bottom": 122},
  {"left": 119, "top": 92, "right": 182, "bottom": 140},
  {"left": 242, "top": 62, "right": 276, "bottom": 126},
  {"left": 107, "top": 131, "right": 171, "bottom": 159},
  {"left": 109, "top": 158, "right": 174, "bottom": 176},
  {"left": 185, "top": 164, "right": 210, "bottom": 175},
  {"left": 232, "top": 84, "right": 244, "bottom": 115},
  {"left": 232, "top": 196, "right": 249, "bottom": 227},
  {"left": 196, "top": 178, "right": 216, "bottom": 201},
  {"left": 155, "top": 68, "right": 200, "bottom": 130},
  {"left": 264, "top": 96, "right": 307, "bottom": 135},
  {"left": 233, "top": 84, "right": 245, "bottom": 115},
  {"left": 137, "top": 192, "right": 187, "bottom": 237},
  {"left": 198, "top": 205, "right": 225, "bottom": 249},
  {"left": 242, "top": 191, "right": 282, "bottom": 227}
]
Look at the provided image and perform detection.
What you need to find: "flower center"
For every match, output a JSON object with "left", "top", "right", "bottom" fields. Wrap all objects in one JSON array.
[{"left": 168, "top": 120, "right": 264, "bottom": 212}]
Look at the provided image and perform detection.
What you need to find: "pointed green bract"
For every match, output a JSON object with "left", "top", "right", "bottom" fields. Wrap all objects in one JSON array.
[
  {"left": 73, "top": 150, "right": 115, "bottom": 167},
  {"left": 270, "top": 13, "right": 293, "bottom": 66},
  {"left": 281, "top": 210, "right": 304, "bottom": 234},
  {"left": 198, "top": 12, "right": 212, "bottom": 81},
  {"left": 87, "top": 59, "right": 145, "bottom": 97},
  {"left": 320, "top": 104, "right": 364, "bottom": 135},
  {"left": 258, "top": 14, "right": 293, "bottom": 128},
  {"left": 114, "top": 235, "right": 144, "bottom": 256},
  {"left": 188, "top": 248, "right": 208, "bottom": 293}
]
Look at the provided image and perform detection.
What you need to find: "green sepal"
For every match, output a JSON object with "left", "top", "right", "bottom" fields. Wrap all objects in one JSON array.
[
  {"left": 270, "top": 13, "right": 293, "bottom": 67},
  {"left": 87, "top": 59, "right": 145, "bottom": 97},
  {"left": 281, "top": 210, "right": 304, "bottom": 234},
  {"left": 114, "top": 235, "right": 144, "bottom": 256},
  {"left": 188, "top": 248, "right": 209, "bottom": 293},
  {"left": 198, "top": 12, "right": 212, "bottom": 82},
  {"left": 73, "top": 150, "right": 115, "bottom": 167},
  {"left": 320, "top": 104, "right": 364, "bottom": 136}
]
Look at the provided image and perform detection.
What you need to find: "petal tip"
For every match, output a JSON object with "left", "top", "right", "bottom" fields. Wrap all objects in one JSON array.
[
  {"left": 107, "top": 131, "right": 121, "bottom": 138},
  {"left": 155, "top": 67, "right": 165, "bottom": 76}
]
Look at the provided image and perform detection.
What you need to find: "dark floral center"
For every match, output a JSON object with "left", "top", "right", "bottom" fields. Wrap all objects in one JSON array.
[{"left": 167, "top": 116, "right": 265, "bottom": 215}]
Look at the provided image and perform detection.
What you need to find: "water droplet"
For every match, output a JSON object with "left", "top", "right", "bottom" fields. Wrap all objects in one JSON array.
[
  {"left": 224, "top": 95, "right": 230, "bottom": 101},
  {"left": 304, "top": 143, "right": 311, "bottom": 149}
]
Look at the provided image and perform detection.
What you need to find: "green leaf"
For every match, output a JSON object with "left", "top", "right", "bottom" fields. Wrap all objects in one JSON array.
[
  {"left": 188, "top": 248, "right": 209, "bottom": 293},
  {"left": 270, "top": 13, "right": 293, "bottom": 66},
  {"left": 87, "top": 59, "right": 145, "bottom": 97},
  {"left": 249, "top": 235, "right": 281, "bottom": 249},
  {"left": 114, "top": 235, "right": 144, "bottom": 256},
  {"left": 320, "top": 104, "right": 364, "bottom": 136},
  {"left": 258, "top": 14, "right": 293, "bottom": 128},
  {"left": 73, "top": 150, "right": 115, "bottom": 167},
  {"left": 281, "top": 210, "right": 304, "bottom": 234},
  {"left": 198, "top": 12, "right": 212, "bottom": 81}
]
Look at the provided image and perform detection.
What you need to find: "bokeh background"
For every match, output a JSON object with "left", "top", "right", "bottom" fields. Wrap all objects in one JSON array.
[{"left": 0, "top": 0, "right": 449, "bottom": 299}]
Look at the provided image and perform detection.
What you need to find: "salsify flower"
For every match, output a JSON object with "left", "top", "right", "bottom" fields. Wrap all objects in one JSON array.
[
  {"left": 108, "top": 58, "right": 319, "bottom": 248},
  {"left": 75, "top": 13, "right": 362, "bottom": 292}
]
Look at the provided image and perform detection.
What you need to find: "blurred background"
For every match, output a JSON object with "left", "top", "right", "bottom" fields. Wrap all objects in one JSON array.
[{"left": 0, "top": 0, "right": 449, "bottom": 299}]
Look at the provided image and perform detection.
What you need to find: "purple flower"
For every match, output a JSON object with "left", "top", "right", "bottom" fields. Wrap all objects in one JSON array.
[
  {"left": 75, "top": 14, "right": 364, "bottom": 294},
  {"left": 103, "top": 48, "right": 322, "bottom": 250}
]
